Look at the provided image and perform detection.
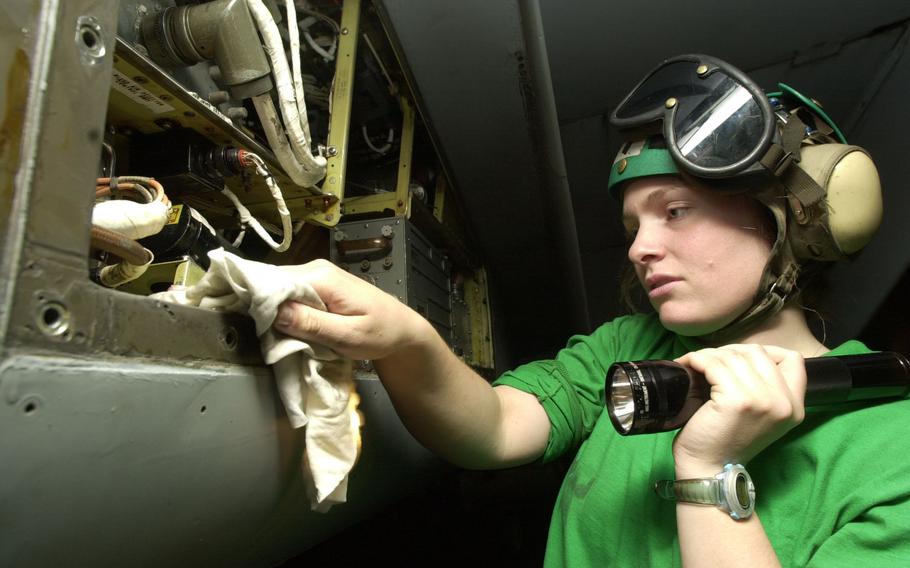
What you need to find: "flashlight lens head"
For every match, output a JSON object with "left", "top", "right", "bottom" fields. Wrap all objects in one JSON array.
[
  {"left": 608, "top": 367, "right": 635, "bottom": 434},
  {"left": 605, "top": 360, "right": 704, "bottom": 435}
]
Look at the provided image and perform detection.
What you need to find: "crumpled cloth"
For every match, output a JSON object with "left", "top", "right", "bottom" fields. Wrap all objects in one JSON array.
[{"left": 153, "top": 248, "right": 359, "bottom": 511}]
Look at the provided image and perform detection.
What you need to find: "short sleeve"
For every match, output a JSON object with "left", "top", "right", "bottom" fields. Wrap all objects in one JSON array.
[{"left": 493, "top": 314, "right": 686, "bottom": 463}]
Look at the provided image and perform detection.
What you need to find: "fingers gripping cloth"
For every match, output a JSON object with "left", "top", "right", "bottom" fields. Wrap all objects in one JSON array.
[{"left": 166, "top": 248, "right": 359, "bottom": 511}]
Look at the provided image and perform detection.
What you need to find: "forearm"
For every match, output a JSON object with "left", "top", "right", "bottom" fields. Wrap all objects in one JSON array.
[
  {"left": 677, "top": 507, "right": 779, "bottom": 567},
  {"left": 675, "top": 461, "right": 780, "bottom": 567},
  {"left": 271, "top": 262, "right": 547, "bottom": 469},
  {"left": 373, "top": 316, "right": 514, "bottom": 469},
  {"left": 671, "top": 345, "right": 807, "bottom": 566}
]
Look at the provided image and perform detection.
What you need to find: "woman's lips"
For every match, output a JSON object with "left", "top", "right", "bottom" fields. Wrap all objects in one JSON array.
[{"left": 646, "top": 275, "right": 681, "bottom": 299}]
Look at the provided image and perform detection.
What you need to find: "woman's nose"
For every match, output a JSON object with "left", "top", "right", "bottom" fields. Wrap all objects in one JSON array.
[{"left": 627, "top": 225, "right": 665, "bottom": 266}]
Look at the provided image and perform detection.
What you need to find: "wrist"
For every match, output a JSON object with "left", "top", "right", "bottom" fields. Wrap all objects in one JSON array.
[
  {"left": 374, "top": 307, "right": 440, "bottom": 365},
  {"left": 673, "top": 452, "right": 727, "bottom": 479},
  {"left": 659, "top": 463, "right": 757, "bottom": 521},
  {"left": 399, "top": 307, "right": 438, "bottom": 350}
]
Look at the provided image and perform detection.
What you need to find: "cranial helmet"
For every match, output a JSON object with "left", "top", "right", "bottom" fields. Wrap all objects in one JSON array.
[{"left": 607, "top": 54, "right": 883, "bottom": 341}]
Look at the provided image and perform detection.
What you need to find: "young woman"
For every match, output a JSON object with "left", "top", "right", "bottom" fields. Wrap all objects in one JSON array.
[{"left": 272, "top": 55, "right": 909, "bottom": 566}]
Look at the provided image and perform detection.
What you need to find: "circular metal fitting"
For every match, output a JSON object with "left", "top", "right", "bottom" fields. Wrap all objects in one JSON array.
[
  {"left": 219, "top": 326, "right": 239, "bottom": 351},
  {"left": 141, "top": 6, "right": 203, "bottom": 68},
  {"left": 76, "top": 16, "right": 106, "bottom": 66},
  {"left": 665, "top": 97, "right": 678, "bottom": 109},
  {"left": 696, "top": 64, "right": 709, "bottom": 76},
  {"left": 36, "top": 301, "right": 71, "bottom": 338}
]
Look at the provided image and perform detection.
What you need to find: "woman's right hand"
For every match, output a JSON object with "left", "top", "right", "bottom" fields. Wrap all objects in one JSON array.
[
  {"left": 273, "top": 259, "right": 431, "bottom": 361},
  {"left": 274, "top": 260, "right": 551, "bottom": 469}
]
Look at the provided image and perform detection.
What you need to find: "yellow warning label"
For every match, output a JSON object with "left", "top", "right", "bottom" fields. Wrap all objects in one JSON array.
[{"left": 166, "top": 204, "right": 182, "bottom": 225}]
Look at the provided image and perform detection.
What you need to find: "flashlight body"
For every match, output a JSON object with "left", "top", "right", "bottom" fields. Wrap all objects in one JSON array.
[{"left": 606, "top": 351, "right": 910, "bottom": 435}]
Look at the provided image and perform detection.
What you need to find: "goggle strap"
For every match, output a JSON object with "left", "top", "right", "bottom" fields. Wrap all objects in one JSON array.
[
  {"left": 760, "top": 144, "right": 792, "bottom": 177},
  {"left": 813, "top": 114, "right": 835, "bottom": 138},
  {"left": 780, "top": 114, "right": 808, "bottom": 160},
  {"left": 760, "top": 116, "right": 808, "bottom": 177},
  {"left": 782, "top": 164, "right": 827, "bottom": 211}
]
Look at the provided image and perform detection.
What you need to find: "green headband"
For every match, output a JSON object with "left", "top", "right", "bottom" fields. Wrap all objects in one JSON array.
[{"left": 607, "top": 138, "right": 679, "bottom": 199}]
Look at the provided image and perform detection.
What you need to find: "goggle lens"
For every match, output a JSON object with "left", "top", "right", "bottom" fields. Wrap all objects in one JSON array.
[
  {"left": 674, "top": 77, "right": 765, "bottom": 168},
  {"left": 614, "top": 61, "right": 700, "bottom": 120},
  {"left": 612, "top": 56, "right": 774, "bottom": 177}
]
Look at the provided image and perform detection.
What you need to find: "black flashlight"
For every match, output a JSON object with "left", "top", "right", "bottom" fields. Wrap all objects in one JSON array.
[{"left": 606, "top": 352, "right": 910, "bottom": 435}]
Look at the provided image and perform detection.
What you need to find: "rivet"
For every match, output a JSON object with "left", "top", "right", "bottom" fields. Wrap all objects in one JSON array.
[
  {"left": 696, "top": 64, "right": 708, "bottom": 76},
  {"left": 617, "top": 159, "right": 628, "bottom": 174},
  {"left": 665, "top": 97, "right": 677, "bottom": 109}
]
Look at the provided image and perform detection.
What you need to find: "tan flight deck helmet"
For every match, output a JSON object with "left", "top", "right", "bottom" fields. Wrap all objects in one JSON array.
[{"left": 606, "top": 54, "right": 883, "bottom": 342}]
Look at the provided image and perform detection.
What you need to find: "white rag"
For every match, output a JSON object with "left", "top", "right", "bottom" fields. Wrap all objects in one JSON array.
[{"left": 154, "top": 248, "right": 359, "bottom": 511}]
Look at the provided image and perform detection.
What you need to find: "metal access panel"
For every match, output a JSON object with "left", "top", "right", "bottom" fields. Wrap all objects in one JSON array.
[
  {"left": 331, "top": 216, "right": 454, "bottom": 346},
  {"left": 0, "top": 2, "right": 444, "bottom": 566}
]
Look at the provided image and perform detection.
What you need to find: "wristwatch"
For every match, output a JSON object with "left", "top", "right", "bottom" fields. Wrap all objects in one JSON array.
[{"left": 654, "top": 463, "right": 755, "bottom": 520}]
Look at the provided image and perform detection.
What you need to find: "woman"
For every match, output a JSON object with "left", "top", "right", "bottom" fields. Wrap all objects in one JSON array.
[{"left": 273, "top": 55, "right": 909, "bottom": 565}]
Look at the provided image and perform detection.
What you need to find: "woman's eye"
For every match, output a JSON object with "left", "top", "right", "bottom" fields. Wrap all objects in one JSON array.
[{"left": 667, "top": 206, "right": 690, "bottom": 220}]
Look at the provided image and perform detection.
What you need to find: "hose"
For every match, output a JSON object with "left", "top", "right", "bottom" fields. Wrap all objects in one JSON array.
[{"left": 90, "top": 226, "right": 153, "bottom": 266}]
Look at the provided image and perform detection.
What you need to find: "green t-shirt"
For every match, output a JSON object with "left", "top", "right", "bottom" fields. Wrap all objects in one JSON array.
[{"left": 493, "top": 313, "right": 910, "bottom": 567}]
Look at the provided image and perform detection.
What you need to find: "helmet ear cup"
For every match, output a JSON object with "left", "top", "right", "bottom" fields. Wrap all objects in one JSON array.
[{"left": 788, "top": 144, "right": 882, "bottom": 260}]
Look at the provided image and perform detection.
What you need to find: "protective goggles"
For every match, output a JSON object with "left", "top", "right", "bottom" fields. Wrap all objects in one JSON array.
[{"left": 610, "top": 54, "right": 843, "bottom": 179}]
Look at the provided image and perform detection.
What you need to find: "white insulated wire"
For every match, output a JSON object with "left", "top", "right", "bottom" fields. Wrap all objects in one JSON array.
[
  {"left": 300, "top": 16, "right": 338, "bottom": 61},
  {"left": 303, "top": 29, "right": 336, "bottom": 61},
  {"left": 361, "top": 125, "right": 395, "bottom": 155},
  {"left": 221, "top": 152, "right": 293, "bottom": 252},
  {"left": 252, "top": 94, "right": 324, "bottom": 188},
  {"left": 285, "top": 0, "right": 311, "bottom": 141},
  {"left": 99, "top": 250, "right": 154, "bottom": 288},
  {"left": 247, "top": 0, "right": 326, "bottom": 185}
]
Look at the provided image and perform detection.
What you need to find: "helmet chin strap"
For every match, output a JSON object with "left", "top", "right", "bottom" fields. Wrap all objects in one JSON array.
[{"left": 698, "top": 260, "right": 800, "bottom": 345}]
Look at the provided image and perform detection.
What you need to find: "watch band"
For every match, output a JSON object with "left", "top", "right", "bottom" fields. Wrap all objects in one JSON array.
[
  {"left": 654, "top": 463, "right": 755, "bottom": 520},
  {"left": 654, "top": 477, "right": 720, "bottom": 505}
]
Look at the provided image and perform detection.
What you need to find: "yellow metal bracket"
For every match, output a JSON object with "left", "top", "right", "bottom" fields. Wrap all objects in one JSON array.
[
  {"left": 341, "top": 96, "right": 415, "bottom": 218},
  {"left": 309, "top": 0, "right": 361, "bottom": 227},
  {"left": 465, "top": 268, "right": 494, "bottom": 370}
]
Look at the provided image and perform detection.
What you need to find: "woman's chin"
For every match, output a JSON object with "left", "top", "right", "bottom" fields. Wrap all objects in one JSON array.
[{"left": 658, "top": 310, "right": 726, "bottom": 338}]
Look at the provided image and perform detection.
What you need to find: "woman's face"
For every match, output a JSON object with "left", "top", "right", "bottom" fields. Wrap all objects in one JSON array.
[{"left": 622, "top": 176, "right": 773, "bottom": 336}]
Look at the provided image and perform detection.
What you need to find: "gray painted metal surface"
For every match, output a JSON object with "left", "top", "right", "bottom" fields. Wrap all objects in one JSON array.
[{"left": 1, "top": 355, "right": 441, "bottom": 567}]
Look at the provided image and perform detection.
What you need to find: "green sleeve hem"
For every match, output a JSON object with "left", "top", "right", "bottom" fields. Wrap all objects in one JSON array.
[{"left": 493, "top": 360, "right": 587, "bottom": 464}]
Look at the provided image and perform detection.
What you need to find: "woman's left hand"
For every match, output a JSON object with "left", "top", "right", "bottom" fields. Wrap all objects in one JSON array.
[{"left": 672, "top": 344, "right": 807, "bottom": 476}]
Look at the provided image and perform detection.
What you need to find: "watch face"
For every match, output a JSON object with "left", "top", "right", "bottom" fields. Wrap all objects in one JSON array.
[
  {"left": 723, "top": 463, "right": 755, "bottom": 520},
  {"left": 734, "top": 472, "right": 750, "bottom": 508}
]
